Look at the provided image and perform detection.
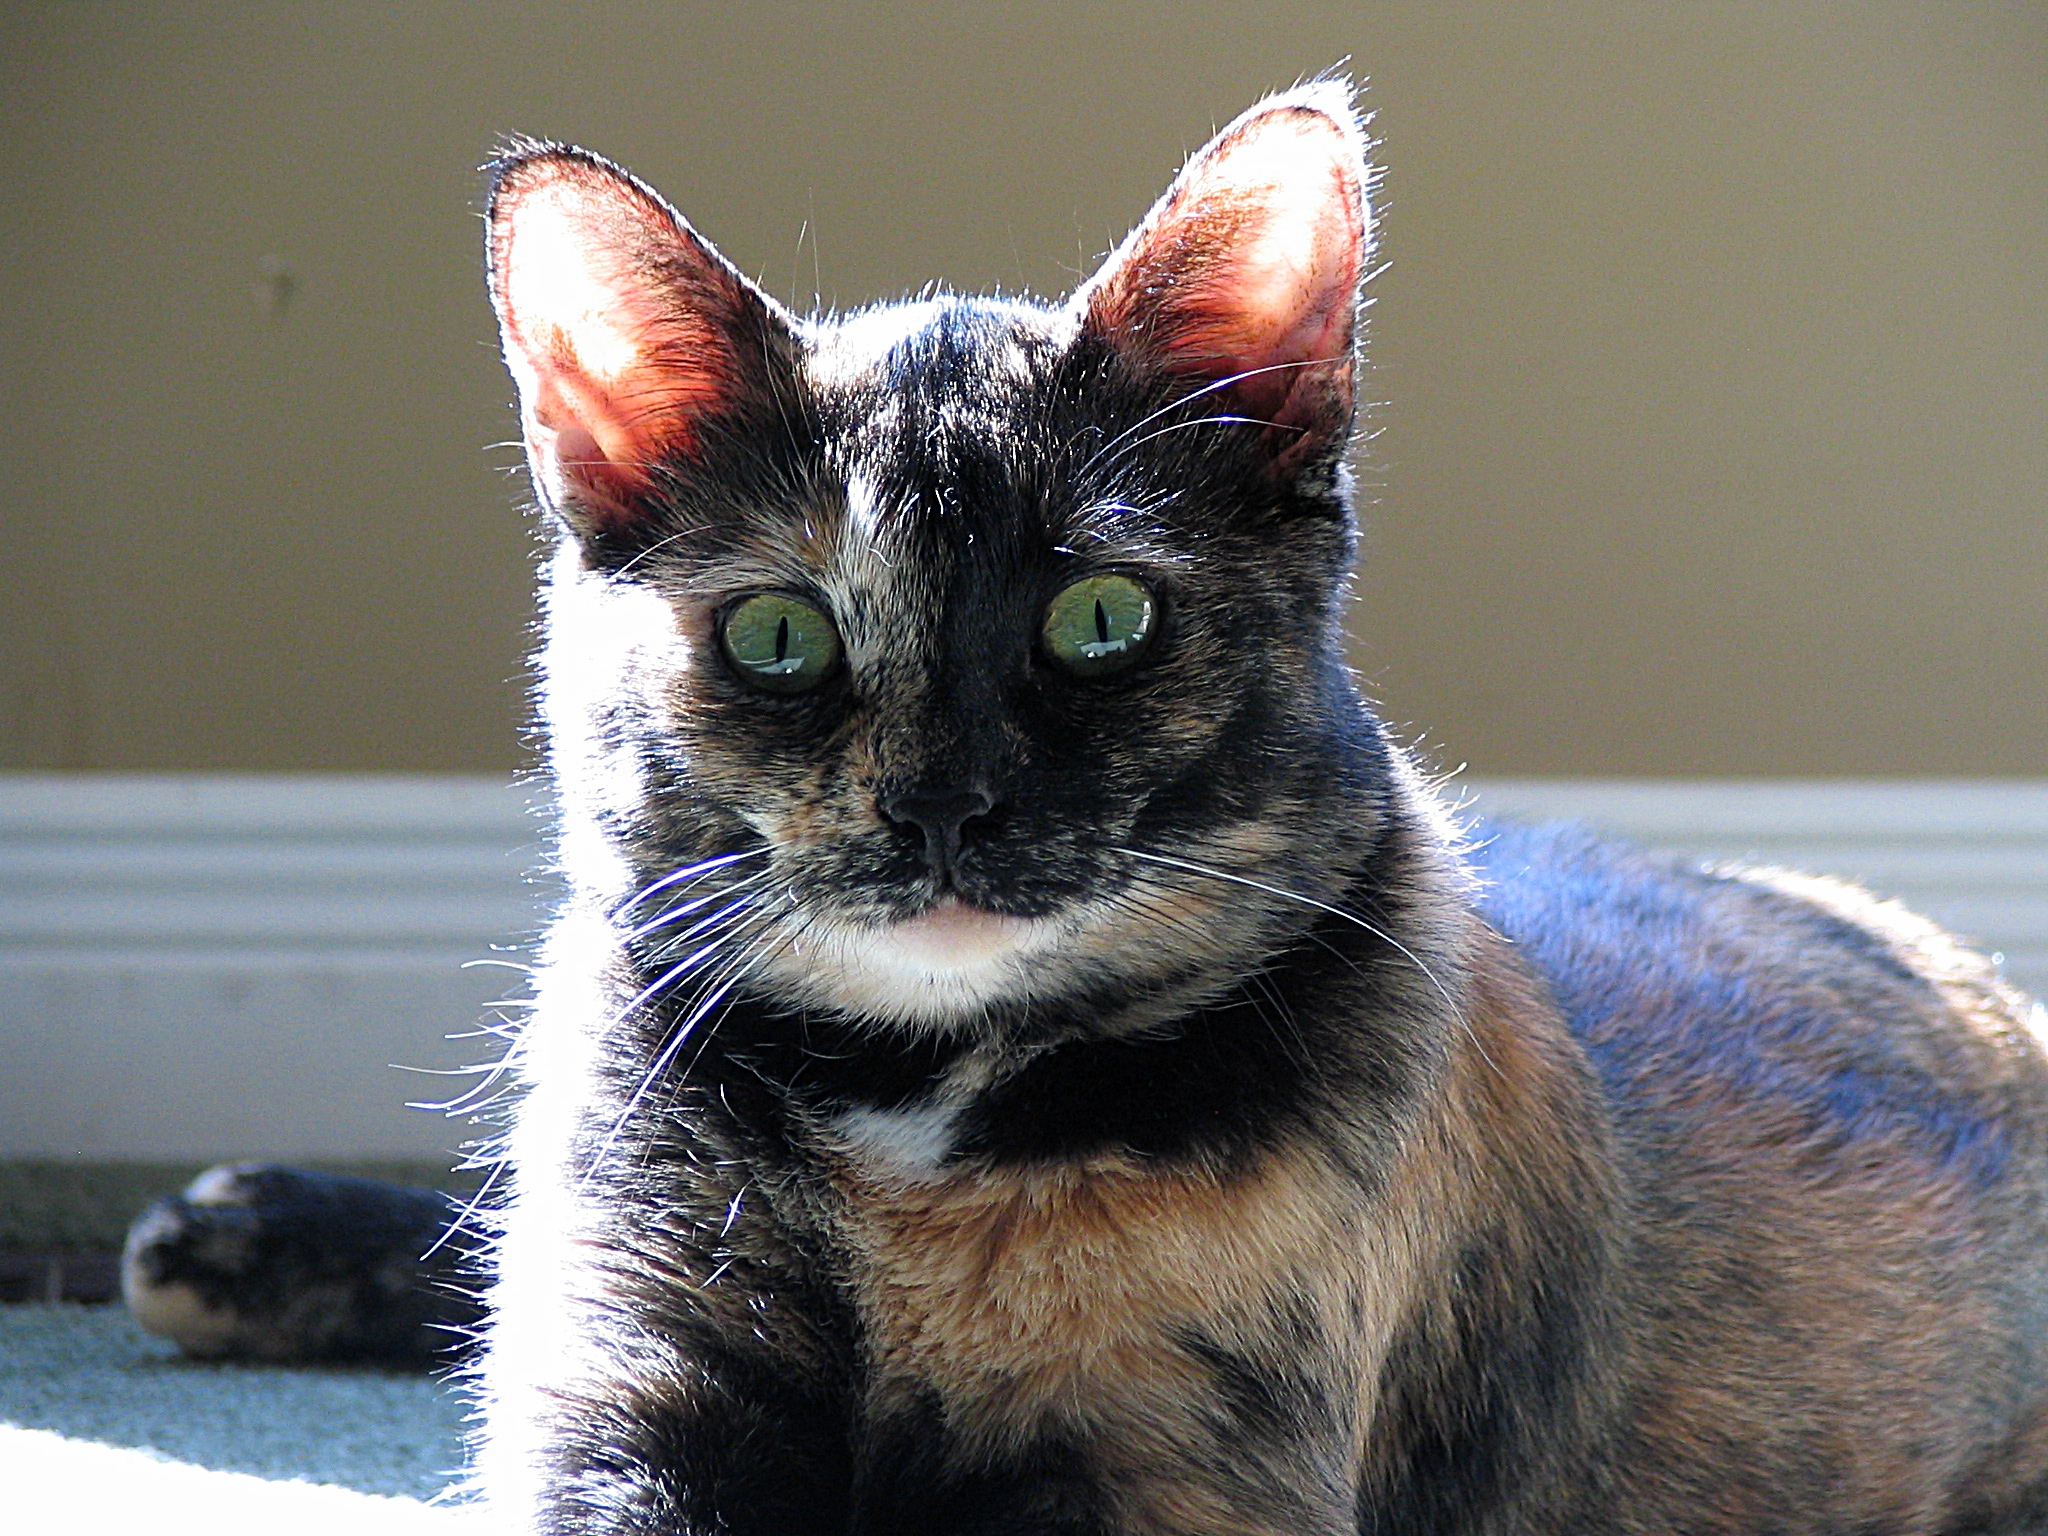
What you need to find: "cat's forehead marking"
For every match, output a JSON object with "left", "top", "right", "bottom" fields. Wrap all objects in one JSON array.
[
  {"left": 793, "top": 297, "right": 1194, "bottom": 624},
  {"left": 840, "top": 470, "right": 889, "bottom": 556},
  {"left": 816, "top": 470, "right": 924, "bottom": 660},
  {"left": 817, "top": 299, "right": 1060, "bottom": 485},
  {"left": 802, "top": 299, "right": 1067, "bottom": 605}
]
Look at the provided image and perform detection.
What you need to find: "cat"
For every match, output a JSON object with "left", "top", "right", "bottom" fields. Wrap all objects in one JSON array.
[{"left": 456, "top": 79, "right": 2048, "bottom": 1534}]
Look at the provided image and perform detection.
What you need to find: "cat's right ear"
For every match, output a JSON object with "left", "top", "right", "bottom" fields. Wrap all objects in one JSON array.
[
  {"left": 485, "top": 143, "right": 798, "bottom": 533},
  {"left": 1072, "top": 83, "right": 1373, "bottom": 480}
]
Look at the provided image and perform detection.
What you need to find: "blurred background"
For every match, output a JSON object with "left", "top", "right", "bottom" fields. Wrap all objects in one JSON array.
[
  {"left": 5, "top": 0, "right": 2043, "bottom": 777},
  {"left": 1, "top": 4, "right": 2042, "bottom": 1195}
]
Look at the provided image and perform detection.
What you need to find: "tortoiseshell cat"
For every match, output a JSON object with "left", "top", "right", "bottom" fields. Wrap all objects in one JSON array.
[{"left": 470, "top": 84, "right": 2048, "bottom": 1534}]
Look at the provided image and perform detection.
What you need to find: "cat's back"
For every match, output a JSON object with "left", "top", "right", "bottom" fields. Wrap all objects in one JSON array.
[
  {"left": 1470, "top": 817, "right": 2048, "bottom": 1162},
  {"left": 1470, "top": 817, "right": 2048, "bottom": 1526}
]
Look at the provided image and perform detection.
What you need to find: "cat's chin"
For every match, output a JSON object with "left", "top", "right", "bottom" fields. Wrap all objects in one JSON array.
[
  {"left": 762, "top": 897, "right": 1054, "bottom": 1026},
  {"left": 885, "top": 898, "right": 1030, "bottom": 964}
]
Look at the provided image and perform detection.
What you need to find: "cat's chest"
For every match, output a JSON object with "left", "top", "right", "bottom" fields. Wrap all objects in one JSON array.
[
  {"left": 824, "top": 1146, "right": 1382, "bottom": 1418},
  {"left": 816, "top": 1042, "right": 1016, "bottom": 1174},
  {"left": 829, "top": 1097, "right": 972, "bottom": 1172}
]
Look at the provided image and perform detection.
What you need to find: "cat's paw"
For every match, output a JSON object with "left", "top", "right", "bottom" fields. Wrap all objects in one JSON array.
[{"left": 121, "top": 1162, "right": 481, "bottom": 1367}]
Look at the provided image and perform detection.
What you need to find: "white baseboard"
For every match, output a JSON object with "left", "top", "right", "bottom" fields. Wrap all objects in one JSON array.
[
  {"left": 2, "top": 774, "right": 2042, "bottom": 1160},
  {"left": 0, "top": 776, "right": 547, "bottom": 1161}
]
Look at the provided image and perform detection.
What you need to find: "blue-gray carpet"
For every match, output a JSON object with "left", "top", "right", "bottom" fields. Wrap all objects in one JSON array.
[{"left": 0, "top": 1303, "right": 476, "bottom": 1530}]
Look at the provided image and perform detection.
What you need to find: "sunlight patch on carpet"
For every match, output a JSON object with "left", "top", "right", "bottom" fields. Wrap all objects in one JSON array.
[{"left": 0, "top": 1304, "right": 468, "bottom": 1500}]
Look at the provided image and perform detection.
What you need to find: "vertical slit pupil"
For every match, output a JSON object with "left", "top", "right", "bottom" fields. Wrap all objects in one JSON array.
[
  {"left": 1094, "top": 598, "right": 1110, "bottom": 644},
  {"left": 775, "top": 615, "right": 790, "bottom": 664}
]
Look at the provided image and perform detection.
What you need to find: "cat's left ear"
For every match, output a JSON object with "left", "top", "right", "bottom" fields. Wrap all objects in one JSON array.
[{"left": 1074, "top": 83, "right": 1372, "bottom": 477}]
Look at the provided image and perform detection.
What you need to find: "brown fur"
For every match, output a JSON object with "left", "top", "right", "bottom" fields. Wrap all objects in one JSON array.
[
  {"left": 810, "top": 885, "right": 2048, "bottom": 1532},
  {"left": 1477, "top": 839, "right": 2048, "bottom": 1533},
  {"left": 826, "top": 919, "right": 1626, "bottom": 1534}
]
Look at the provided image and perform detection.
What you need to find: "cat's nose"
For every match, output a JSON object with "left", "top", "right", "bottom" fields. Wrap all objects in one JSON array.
[{"left": 879, "top": 785, "right": 1000, "bottom": 876}]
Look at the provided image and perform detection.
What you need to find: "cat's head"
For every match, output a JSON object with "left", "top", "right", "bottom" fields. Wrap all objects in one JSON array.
[{"left": 487, "top": 85, "right": 1384, "bottom": 1032}]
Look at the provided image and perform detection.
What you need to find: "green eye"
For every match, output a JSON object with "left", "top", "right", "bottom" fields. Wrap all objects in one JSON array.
[
  {"left": 720, "top": 593, "right": 842, "bottom": 694},
  {"left": 1042, "top": 573, "right": 1159, "bottom": 678}
]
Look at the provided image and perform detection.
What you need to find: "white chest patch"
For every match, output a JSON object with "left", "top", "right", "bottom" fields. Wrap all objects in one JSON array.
[{"left": 832, "top": 1098, "right": 965, "bottom": 1174}]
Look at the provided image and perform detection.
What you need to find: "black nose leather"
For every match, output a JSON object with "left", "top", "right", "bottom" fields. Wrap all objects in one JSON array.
[{"left": 880, "top": 786, "right": 998, "bottom": 876}]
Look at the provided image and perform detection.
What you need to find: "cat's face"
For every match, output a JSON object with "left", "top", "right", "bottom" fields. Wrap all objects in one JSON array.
[{"left": 489, "top": 88, "right": 1377, "bottom": 1030}]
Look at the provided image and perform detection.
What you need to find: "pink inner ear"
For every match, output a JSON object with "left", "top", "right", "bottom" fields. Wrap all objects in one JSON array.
[
  {"left": 490, "top": 162, "right": 737, "bottom": 516},
  {"left": 1083, "top": 98, "right": 1368, "bottom": 452},
  {"left": 1185, "top": 140, "right": 1362, "bottom": 416}
]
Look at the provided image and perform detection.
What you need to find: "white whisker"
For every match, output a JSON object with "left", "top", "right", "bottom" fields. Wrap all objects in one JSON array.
[
  {"left": 630, "top": 875, "right": 773, "bottom": 947},
  {"left": 1113, "top": 845, "right": 1496, "bottom": 1078},
  {"left": 618, "top": 848, "right": 770, "bottom": 916},
  {"left": 1109, "top": 413, "right": 1299, "bottom": 461},
  {"left": 582, "top": 898, "right": 795, "bottom": 1185},
  {"left": 1077, "top": 355, "right": 1341, "bottom": 478},
  {"left": 423, "top": 1161, "right": 505, "bottom": 1262}
]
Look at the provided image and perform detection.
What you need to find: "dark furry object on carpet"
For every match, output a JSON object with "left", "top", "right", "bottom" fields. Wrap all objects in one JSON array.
[{"left": 122, "top": 1163, "right": 481, "bottom": 1367}]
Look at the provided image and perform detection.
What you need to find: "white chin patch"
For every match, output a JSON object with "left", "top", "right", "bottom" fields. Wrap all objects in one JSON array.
[
  {"left": 880, "top": 900, "right": 1030, "bottom": 967},
  {"left": 772, "top": 899, "right": 1054, "bottom": 1023}
]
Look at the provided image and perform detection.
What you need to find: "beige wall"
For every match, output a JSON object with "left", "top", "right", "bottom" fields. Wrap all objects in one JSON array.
[{"left": 3, "top": 3, "right": 2042, "bottom": 776}]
